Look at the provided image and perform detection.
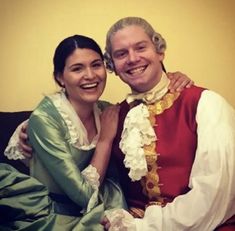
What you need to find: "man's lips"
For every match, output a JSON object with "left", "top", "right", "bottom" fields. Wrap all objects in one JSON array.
[{"left": 126, "top": 65, "right": 147, "bottom": 75}]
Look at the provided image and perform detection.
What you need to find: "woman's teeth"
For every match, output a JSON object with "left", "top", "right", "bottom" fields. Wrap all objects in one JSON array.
[{"left": 81, "top": 83, "right": 98, "bottom": 89}]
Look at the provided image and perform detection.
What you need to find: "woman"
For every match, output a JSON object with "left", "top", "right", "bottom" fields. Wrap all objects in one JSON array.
[{"left": 1, "top": 34, "right": 126, "bottom": 231}]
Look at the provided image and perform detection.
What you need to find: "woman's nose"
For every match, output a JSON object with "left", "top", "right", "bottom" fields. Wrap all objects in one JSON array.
[{"left": 84, "top": 68, "right": 95, "bottom": 79}]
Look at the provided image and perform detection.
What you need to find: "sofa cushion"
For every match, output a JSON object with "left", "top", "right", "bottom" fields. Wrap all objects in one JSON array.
[{"left": 0, "top": 111, "right": 32, "bottom": 174}]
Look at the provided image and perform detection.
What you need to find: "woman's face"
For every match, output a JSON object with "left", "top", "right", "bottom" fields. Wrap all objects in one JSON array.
[{"left": 58, "top": 48, "right": 107, "bottom": 106}]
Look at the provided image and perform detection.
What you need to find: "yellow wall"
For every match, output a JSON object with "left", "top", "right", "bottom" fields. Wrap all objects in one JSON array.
[{"left": 0, "top": 0, "right": 235, "bottom": 111}]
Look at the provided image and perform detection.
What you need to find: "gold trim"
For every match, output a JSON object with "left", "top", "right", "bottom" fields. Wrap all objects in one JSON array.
[
  {"left": 148, "top": 92, "right": 180, "bottom": 115},
  {"left": 141, "top": 92, "right": 180, "bottom": 203}
]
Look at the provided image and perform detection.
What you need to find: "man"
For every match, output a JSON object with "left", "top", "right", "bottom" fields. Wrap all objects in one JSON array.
[{"left": 101, "top": 17, "right": 235, "bottom": 230}]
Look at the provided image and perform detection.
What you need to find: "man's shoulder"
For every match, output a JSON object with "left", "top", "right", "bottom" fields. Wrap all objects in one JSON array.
[
  {"left": 173, "top": 85, "right": 207, "bottom": 110},
  {"left": 180, "top": 85, "right": 206, "bottom": 101},
  {"left": 183, "top": 85, "right": 206, "bottom": 94}
]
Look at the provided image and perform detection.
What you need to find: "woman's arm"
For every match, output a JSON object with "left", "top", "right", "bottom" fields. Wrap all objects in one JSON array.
[
  {"left": 90, "top": 104, "right": 120, "bottom": 183},
  {"left": 28, "top": 113, "right": 98, "bottom": 210},
  {"left": 167, "top": 71, "right": 194, "bottom": 92}
]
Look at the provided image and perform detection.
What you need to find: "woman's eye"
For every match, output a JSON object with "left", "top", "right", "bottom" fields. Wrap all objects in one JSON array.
[
  {"left": 72, "top": 67, "right": 82, "bottom": 72},
  {"left": 92, "top": 62, "right": 103, "bottom": 68}
]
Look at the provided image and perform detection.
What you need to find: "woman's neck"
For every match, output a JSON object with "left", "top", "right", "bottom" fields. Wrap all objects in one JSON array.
[
  {"left": 73, "top": 102, "right": 94, "bottom": 121},
  {"left": 69, "top": 99, "right": 97, "bottom": 142}
]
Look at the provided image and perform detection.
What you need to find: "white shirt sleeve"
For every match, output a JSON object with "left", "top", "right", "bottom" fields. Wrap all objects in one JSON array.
[{"left": 133, "top": 90, "right": 235, "bottom": 231}]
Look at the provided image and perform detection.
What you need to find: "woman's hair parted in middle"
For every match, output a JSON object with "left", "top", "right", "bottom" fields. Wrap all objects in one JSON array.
[{"left": 53, "top": 35, "right": 104, "bottom": 87}]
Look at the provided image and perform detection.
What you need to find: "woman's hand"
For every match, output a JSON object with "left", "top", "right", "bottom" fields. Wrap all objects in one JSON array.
[
  {"left": 101, "top": 216, "right": 111, "bottom": 230},
  {"left": 90, "top": 104, "right": 120, "bottom": 183},
  {"left": 99, "top": 104, "right": 120, "bottom": 143},
  {"left": 167, "top": 71, "right": 194, "bottom": 92}
]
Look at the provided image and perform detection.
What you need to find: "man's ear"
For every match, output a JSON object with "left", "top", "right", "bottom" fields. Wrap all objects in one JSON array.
[{"left": 159, "top": 52, "right": 165, "bottom": 61}]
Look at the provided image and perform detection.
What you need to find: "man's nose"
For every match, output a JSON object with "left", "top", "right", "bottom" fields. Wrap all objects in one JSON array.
[{"left": 127, "top": 50, "right": 140, "bottom": 64}]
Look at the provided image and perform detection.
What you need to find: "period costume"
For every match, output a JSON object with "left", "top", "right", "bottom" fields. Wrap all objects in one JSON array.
[
  {"left": 3, "top": 91, "right": 126, "bottom": 230},
  {"left": 107, "top": 74, "right": 235, "bottom": 231}
]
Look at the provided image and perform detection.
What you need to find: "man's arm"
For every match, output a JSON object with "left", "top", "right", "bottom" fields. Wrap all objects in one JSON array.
[
  {"left": 137, "top": 91, "right": 235, "bottom": 230},
  {"left": 104, "top": 90, "right": 235, "bottom": 231}
]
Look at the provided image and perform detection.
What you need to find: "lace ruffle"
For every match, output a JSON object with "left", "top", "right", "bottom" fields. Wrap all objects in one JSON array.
[
  {"left": 81, "top": 164, "right": 100, "bottom": 213},
  {"left": 119, "top": 103, "right": 156, "bottom": 181},
  {"left": 50, "top": 92, "right": 100, "bottom": 150},
  {"left": 51, "top": 93, "right": 81, "bottom": 145},
  {"left": 4, "top": 121, "right": 28, "bottom": 160},
  {"left": 105, "top": 209, "right": 136, "bottom": 231}
]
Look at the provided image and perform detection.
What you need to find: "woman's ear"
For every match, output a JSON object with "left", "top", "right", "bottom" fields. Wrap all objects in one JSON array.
[{"left": 56, "top": 74, "right": 65, "bottom": 87}]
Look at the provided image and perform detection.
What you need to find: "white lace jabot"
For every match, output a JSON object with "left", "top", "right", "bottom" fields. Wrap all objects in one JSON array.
[{"left": 120, "top": 73, "right": 169, "bottom": 181}]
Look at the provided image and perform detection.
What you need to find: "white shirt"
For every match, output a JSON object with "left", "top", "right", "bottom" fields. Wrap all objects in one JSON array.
[{"left": 107, "top": 90, "right": 235, "bottom": 231}]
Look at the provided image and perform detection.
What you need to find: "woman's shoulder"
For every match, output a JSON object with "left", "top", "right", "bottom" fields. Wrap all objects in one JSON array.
[
  {"left": 32, "top": 95, "right": 58, "bottom": 116},
  {"left": 30, "top": 94, "right": 64, "bottom": 124}
]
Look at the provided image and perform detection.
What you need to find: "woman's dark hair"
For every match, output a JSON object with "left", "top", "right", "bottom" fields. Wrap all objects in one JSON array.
[{"left": 53, "top": 35, "right": 104, "bottom": 87}]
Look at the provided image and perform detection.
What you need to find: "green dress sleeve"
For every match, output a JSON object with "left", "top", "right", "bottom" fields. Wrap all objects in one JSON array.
[{"left": 28, "top": 103, "right": 96, "bottom": 209}]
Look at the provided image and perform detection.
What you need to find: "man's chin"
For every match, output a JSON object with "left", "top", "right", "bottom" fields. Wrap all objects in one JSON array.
[{"left": 129, "top": 84, "right": 147, "bottom": 93}]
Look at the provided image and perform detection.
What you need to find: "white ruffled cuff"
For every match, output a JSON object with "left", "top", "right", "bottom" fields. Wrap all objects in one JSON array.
[
  {"left": 81, "top": 164, "right": 100, "bottom": 213},
  {"left": 4, "top": 121, "right": 28, "bottom": 160},
  {"left": 105, "top": 209, "right": 136, "bottom": 231}
]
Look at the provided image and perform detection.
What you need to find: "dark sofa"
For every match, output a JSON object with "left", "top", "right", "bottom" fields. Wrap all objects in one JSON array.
[{"left": 0, "top": 111, "right": 32, "bottom": 174}]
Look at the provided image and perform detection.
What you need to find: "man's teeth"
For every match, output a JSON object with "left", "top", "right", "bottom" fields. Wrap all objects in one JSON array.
[
  {"left": 128, "top": 67, "right": 145, "bottom": 74},
  {"left": 81, "top": 83, "right": 98, "bottom": 89}
]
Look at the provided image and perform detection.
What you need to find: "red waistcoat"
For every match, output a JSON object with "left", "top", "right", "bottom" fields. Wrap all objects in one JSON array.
[{"left": 112, "top": 86, "right": 205, "bottom": 210}]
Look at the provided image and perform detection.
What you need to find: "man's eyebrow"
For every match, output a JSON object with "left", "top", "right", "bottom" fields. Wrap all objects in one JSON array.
[
  {"left": 113, "top": 48, "right": 126, "bottom": 53},
  {"left": 113, "top": 40, "right": 149, "bottom": 51},
  {"left": 135, "top": 40, "right": 149, "bottom": 45}
]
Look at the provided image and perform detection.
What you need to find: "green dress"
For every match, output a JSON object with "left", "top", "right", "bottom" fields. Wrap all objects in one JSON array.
[{"left": 1, "top": 92, "right": 126, "bottom": 230}]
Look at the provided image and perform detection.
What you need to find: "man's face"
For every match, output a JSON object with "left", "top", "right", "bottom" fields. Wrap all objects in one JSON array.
[{"left": 110, "top": 25, "right": 164, "bottom": 93}]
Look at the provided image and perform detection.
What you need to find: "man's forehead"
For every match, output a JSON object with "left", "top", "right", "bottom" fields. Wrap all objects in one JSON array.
[{"left": 110, "top": 26, "right": 151, "bottom": 50}]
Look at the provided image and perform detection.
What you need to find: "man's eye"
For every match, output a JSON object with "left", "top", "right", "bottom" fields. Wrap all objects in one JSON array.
[
  {"left": 137, "top": 46, "right": 146, "bottom": 51},
  {"left": 115, "top": 52, "right": 126, "bottom": 59}
]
